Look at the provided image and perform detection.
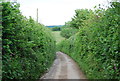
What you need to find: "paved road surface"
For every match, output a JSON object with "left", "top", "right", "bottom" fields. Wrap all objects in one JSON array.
[{"left": 40, "top": 51, "right": 87, "bottom": 79}]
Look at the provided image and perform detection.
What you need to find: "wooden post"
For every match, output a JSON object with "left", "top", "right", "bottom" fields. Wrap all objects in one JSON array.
[{"left": 37, "top": 8, "right": 38, "bottom": 23}]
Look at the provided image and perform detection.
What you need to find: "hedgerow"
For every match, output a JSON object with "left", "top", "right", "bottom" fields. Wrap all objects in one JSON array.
[
  {"left": 58, "top": 2, "right": 120, "bottom": 79},
  {"left": 2, "top": 2, "right": 56, "bottom": 79},
  {"left": 60, "top": 28, "right": 78, "bottom": 38},
  {"left": 51, "top": 27, "right": 61, "bottom": 31}
]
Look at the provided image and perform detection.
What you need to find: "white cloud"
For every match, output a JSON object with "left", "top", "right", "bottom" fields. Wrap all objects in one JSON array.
[{"left": 18, "top": 0, "right": 111, "bottom": 25}]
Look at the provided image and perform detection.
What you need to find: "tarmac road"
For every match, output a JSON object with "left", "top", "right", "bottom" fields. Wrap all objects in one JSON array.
[{"left": 40, "top": 51, "right": 87, "bottom": 79}]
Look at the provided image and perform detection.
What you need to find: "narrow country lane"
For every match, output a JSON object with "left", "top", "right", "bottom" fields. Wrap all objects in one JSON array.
[{"left": 40, "top": 52, "right": 87, "bottom": 79}]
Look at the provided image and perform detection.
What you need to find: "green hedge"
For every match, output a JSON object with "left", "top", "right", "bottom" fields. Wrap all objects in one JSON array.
[
  {"left": 60, "top": 28, "right": 78, "bottom": 38},
  {"left": 58, "top": 2, "right": 120, "bottom": 79},
  {"left": 2, "top": 2, "right": 56, "bottom": 79},
  {"left": 51, "top": 27, "right": 61, "bottom": 31}
]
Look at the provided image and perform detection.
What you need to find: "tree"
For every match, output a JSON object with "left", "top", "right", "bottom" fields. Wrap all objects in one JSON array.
[{"left": 65, "top": 9, "right": 94, "bottom": 29}]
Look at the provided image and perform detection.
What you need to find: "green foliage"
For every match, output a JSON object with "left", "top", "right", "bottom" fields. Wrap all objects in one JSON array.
[
  {"left": 60, "top": 28, "right": 78, "bottom": 38},
  {"left": 58, "top": 2, "right": 120, "bottom": 79},
  {"left": 52, "top": 31, "right": 65, "bottom": 44},
  {"left": 2, "top": 2, "right": 56, "bottom": 79},
  {"left": 0, "top": 4, "right": 2, "bottom": 80},
  {"left": 64, "top": 9, "right": 94, "bottom": 29},
  {"left": 51, "top": 27, "right": 61, "bottom": 31}
]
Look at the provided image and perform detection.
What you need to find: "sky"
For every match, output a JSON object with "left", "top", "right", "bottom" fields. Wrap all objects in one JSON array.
[{"left": 16, "top": 0, "right": 112, "bottom": 26}]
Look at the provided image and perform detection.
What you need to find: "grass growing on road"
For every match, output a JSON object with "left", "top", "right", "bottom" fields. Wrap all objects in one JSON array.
[{"left": 52, "top": 31, "right": 65, "bottom": 44}]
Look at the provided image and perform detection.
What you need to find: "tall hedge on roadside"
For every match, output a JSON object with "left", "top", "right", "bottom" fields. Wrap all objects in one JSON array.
[
  {"left": 58, "top": 2, "right": 120, "bottom": 79},
  {"left": 2, "top": 2, "right": 56, "bottom": 79}
]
